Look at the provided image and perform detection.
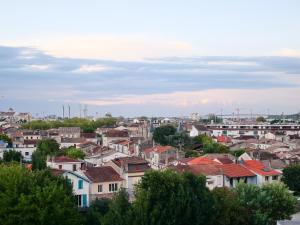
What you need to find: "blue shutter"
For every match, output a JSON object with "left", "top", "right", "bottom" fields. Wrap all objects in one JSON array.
[
  {"left": 82, "top": 194, "right": 87, "bottom": 207},
  {"left": 78, "top": 180, "right": 83, "bottom": 189}
]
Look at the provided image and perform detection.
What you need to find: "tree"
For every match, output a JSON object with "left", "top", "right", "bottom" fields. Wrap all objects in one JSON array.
[
  {"left": 235, "top": 182, "right": 297, "bottom": 225},
  {"left": 32, "top": 150, "right": 47, "bottom": 170},
  {"left": 0, "top": 134, "right": 12, "bottom": 146},
  {"left": 65, "top": 147, "right": 85, "bottom": 159},
  {"left": 84, "top": 198, "right": 111, "bottom": 225},
  {"left": 153, "top": 125, "right": 176, "bottom": 145},
  {"left": 0, "top": 164, "right": 82, "bottom": 225},
  {"left": 256, "top": 116, "right": 266, "bottom": 123},
  {"left": 184, "top": 150, "right": 199, "bottom": 158},
  {"left": 282, "top": 163, "right": 300, "bottom": 195},
  {"left": 3, "top": 149, "right": 22, "bottom": 162},
  {"left": 131, "top": 170, "right": 216, "bottom": 225},
  {"left": 230, "top": 149, "right": 246, "bottom": 157},
  {"left": 32, "top": 139, "right": 60, "bottom": 170},
  {"left": 212, "top": 187, "right": 249, "bottom": 225},
  {"left": 101, "top": 189, "right": 131, "bottom": 225},
  {"left": 37, "top": 138, "right": 60, "bottom": 155}
]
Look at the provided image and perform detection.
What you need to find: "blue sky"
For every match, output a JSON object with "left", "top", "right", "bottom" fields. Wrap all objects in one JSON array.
[{"left": 1, "top": 0, "right": 300, "bottom": 117}]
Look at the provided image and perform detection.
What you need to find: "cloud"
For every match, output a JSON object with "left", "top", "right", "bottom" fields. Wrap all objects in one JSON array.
[
  {"left": 275, "top": 48, "right": 300, "bottom": 57},
  {"left": 0, "top": 35, "right": 194, "bottom": 61},
  {"left": 1, "top": 45, "right": 300, "bottom": 115},
  {"left": 73, "top": 64, "right": 108, "bottom": 73},
  {"left": 24, "top": 64, "right": 51, "bottom": 71}
]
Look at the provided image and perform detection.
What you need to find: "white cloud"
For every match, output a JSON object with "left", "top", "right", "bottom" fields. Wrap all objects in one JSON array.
[
  {"left": 73, "top": 64, "right": 108, "bottom": 73},
  {"left": 80, "top": 88, "right": 300, "bottom": 113},
  {"left": 24, "top": 64, "right": 51, "bottom": 71},
  {"left": 275, "top": 48, "right": 300, "bottom": 57},
  {"left": 0, "top": 35, "right": 194, "bottom": 61}
]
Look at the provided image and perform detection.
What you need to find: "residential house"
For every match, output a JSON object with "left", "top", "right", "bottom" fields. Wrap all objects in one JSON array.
[
  {"left": 219, "top": 164, "right": 257, "bottom": 188},
  {"left": 52, "top": 169, "right": 90, "bottom": 207},
  {"left": 47, "top": 155, "right": 84, "bottom": 171},
  {"left": 58, "top": 127, "right": 81, "bottom": 138},
  {"left": 242, "top": 160, "right": 282, "bottom": 185},
  {"left": 83, "top": 166, "right": 124, "bottom": 200},
  {"left": 60, "top": 137, "right": 86, "bottom": 148},
  {"left": 107, "top": 157, "right": 150, "bottom": 195},
  {"left": 170, "top": 164, "right": 223, "bottom": 190},
  {"left": 81, "top": 133, "right": 98, "bottom": 144},
  {"left": 142, "top": 145, "right": 178, "bottom": 167},
  {"left": 189, "top": 125, "right": 211, "bottom": 137},
  {"left": 102, "top": 130, "right": 129, "bottom": 147}
]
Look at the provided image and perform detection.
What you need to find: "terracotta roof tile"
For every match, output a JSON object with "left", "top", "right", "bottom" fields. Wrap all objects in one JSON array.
[
  {"left": 218, "top": 164, "right": 256, "bottom": 178},
  {"left": 84, "top": 166, "right": 123, "bottom": 183}
]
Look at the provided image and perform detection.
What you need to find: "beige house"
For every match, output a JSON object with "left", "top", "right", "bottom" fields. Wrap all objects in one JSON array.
[
  {"left": 84, "top": 166, "right": 124, "bottom": 200},
  {"left": 107, "top": 156, "right": 150, "bottom": 195}
]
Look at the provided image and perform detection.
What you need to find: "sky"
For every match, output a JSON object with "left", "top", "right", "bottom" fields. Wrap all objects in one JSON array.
[{"left": 1, "top": 0, "right": 300, "bottom": 117}]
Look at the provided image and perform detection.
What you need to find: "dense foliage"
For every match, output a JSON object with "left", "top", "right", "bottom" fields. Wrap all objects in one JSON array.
[
  {"left": 3, "top": 149, "right": 23, "bottom": 163},
  {"left": 212, "top": 187, "right": 249, "bottom": 225},
  {"left": 61, "top": 147, "right": 86, "bottom": 159},
  {"left": 21, "top": 117, "right": 117, "bottom": 132},
  {"left": 0, "top": 164, "right": 82, "bottom": 225},
  {"left": 0, "top": 134, "right": 12, "bottom": 146},
  {"left": 282, "top": 163, "right": 300, "bottom": 195},
  {"left": 153, "top": 125, "right": 176, "bottom": 145},
  {"left": 235, "top": 182, "right": 297, "bottom": 225},
  {"left": 131, "top": 170, "right": 216, "bottom": 225},
  {"left": 32, "top": 139, "right": 60, "bottom": 170},
  {"left": 193, "top": 135, "right": 230, "bottom": 154}
]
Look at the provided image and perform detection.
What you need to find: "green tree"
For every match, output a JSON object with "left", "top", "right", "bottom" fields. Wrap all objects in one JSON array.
[
  {"left": 32, "top": 139, "right": 60, "bottom": 170},
  {"left": 37, "top": 138, "right": 60, "bottom": 155},
  {"left": 84, "top": 198, "right": 111, "bottom": 225},
  {"left": 153, "top": 125, "right": 176, "bottom": 145},
  {"left": 3, "top": 149, "right": 23, "bottom": 162},
  {"left": 0, "top": 134, "right": 12, "bottom": 145},
  {"left": 132, "top": 170, "right": 216, "bottom": 225},
  {"left": 184, "top": 150, "right": 199, "bottom": 158},
  {"left": 101, "top": 189, "right": 131, "bottom": 225},
  {"left": 212, "top": 187, "right": 249, "bottom": 225},
  {"left": 0, "top": 164, "right": 82, "bottom": 225},
  {"left": 230, "top": 149, "right": 246, "bottom": 157},
  {"left": 256, "top": 116, "right": 266, "bottom": 123},
  {"left": 65, "top": 147, "right": 85, "bottom": 159},
  {"left": 282, "top": 163, "right": 300, "bottom": 195},
  {"left": 235, "top": 182, "right": 297, "bottom": 225}
]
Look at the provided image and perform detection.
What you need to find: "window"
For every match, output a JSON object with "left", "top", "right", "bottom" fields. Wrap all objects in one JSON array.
[
  {"left": 78, "top": 180, "right": 83, "bottom": 189},
  {"left": 272, "top": 176, "right": 278, "bottom": 180},
  {"left": 98, "top": 184, "right": 103, "bottom": 193},
  {"left": 73, "top": 164, "right": 77, "bottom": 171},
  {"left": 265, "top": 176, "right": 269, "bottom": 182},
  {"left": 58, "top": 165, "right": 62, "bottom": 169},
  {"left": 109, "top": 183, "right": 118, "bottom": 192},
  {"left": 75, "top": 195, "right": 82, "bottom": 207},
  {"left": 25, "top": 152, "right": 29, "bottom": 156}
]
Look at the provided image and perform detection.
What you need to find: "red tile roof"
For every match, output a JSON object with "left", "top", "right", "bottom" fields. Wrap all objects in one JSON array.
[
  {"left": 105, "top": 130, "right": 128, "bottom": 138},
  {"left": 143, "top": 145, "right": 173, "bottom": 154},
  {"left": 243, "top": 160, "right": 281, "bottom": 176},
  {"left": 218, "top": 164, "right": 256, "bottom": 178},
  {"left": 217, "top": 135, "right": 231, "bottom": 143},
  {"left": 188, "top": 157, "right": 221, "bottom": 165},
  {"left": 52, "top": 156, "right": 81, "bottom": 163},
  {"left": 216, "top": 158, "right": 234, "bottom": 164},
  {"left": 84, "top": 166, "right": 123, "bottom": 183},
  {"left": 170, "top": 164, "right": 222, "bottom": 176}
]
